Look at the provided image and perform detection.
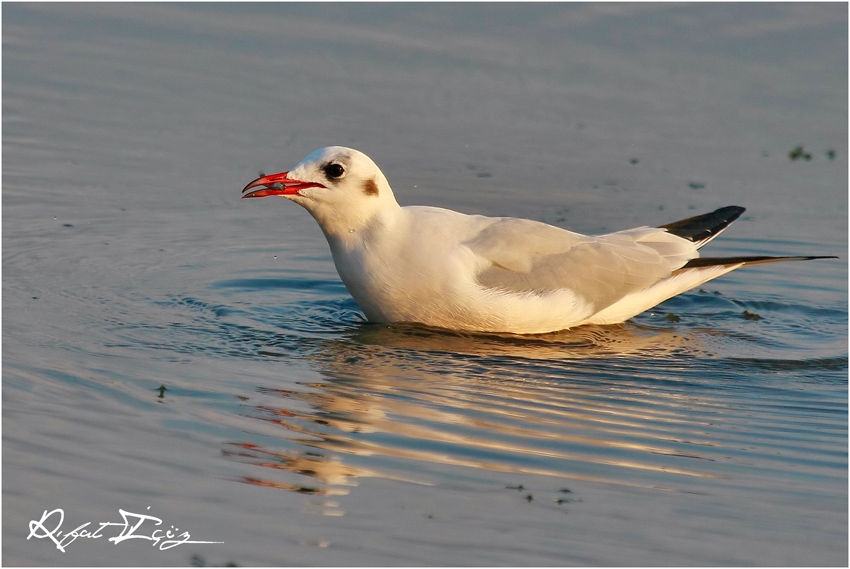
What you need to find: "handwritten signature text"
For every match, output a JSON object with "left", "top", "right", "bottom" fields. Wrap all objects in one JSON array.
[{"left": 27, "top": 507, "right": 222, "bottom": 552}]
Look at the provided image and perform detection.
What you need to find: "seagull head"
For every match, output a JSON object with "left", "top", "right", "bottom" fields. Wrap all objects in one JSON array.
[{"left": 242, "top": 146, "right": 398, "bottom": 236}]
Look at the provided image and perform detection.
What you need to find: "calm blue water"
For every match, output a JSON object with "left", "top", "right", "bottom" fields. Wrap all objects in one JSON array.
[{"left": 4, "top": 4, "right": 847, "bottom": 566}]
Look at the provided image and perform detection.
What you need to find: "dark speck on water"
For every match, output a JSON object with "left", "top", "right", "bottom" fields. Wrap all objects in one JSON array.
[
  {"left": 788, "top": 145, "right": 813, "bottom": 161},
  {"left": 190, "top": 554, "right": 240, "bottom": 567}
]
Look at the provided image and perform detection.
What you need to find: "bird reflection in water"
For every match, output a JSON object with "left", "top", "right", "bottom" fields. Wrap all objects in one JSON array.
[{"left": 224, "top": 323, "right": 722, "bottom": 509}]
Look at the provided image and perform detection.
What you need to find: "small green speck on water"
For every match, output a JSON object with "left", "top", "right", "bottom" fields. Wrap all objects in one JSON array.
[
  {"left": 743, "top": 310, "right": 761, "bottom": 321},
  {"left": 666, "top": 313, "right": 680, "bottom": 323},
  {"left": 789, "top": 145, "right": 812, "bottom": 161}
]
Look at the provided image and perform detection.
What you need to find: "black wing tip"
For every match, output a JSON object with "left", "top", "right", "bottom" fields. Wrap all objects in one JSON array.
[
  {"left": 660, "top": 205, "right": 746, "bottom": 245},
  {"left": 705, "top": 205, "right": 746, "bottom": 220},
  {"left": 682, "top": 255, "right": 838, "bottom": 269}
]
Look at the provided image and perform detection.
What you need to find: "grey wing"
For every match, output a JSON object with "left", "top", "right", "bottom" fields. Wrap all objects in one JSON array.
[{"left": 464, "top": 218, "right": 698, "bottom": 312}]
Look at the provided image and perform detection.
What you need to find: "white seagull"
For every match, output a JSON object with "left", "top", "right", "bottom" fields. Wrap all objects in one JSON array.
[{"left": 242, "top": 146, "right": 833, "bottom": 334}]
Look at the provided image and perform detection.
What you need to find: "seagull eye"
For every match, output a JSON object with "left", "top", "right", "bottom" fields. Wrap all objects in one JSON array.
[{"left": 324, "top": 163, "right": 345, "bottom": 179}]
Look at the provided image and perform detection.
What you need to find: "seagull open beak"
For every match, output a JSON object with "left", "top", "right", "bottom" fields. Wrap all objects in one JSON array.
[{"left": 241, "top": 171, "right": 327, "bottom": 199}]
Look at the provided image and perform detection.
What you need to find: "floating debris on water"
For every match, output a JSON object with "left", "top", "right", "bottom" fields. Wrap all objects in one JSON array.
[
  {"left": 789, "top": 145, "right": 812, "bottom": 161},
  {"left": 742, "top": 310, "right": 761, "bottom": 321},
  {"left": 190, "top": 554, "right": 239, "bottom": 567},
  {"left": 666, "top": 313, "right": 681, "bottom": 323}
]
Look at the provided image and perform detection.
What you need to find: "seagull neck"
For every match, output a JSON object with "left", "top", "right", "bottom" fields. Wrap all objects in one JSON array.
[{"left": 316, "top": 198, "right": 402, "bottom": 246}]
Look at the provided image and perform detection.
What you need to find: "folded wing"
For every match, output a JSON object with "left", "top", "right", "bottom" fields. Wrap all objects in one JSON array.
[
  {"left": 465, "top": 217, "right": 699, "bottom": 312},
  {"left": 465, "top": 205, "right": 836, "bottom": 327}
]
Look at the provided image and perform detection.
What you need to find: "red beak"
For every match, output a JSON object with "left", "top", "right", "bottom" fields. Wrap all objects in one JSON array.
[{"left": 241, "top": 171, "right": 326, "bottom": 199}]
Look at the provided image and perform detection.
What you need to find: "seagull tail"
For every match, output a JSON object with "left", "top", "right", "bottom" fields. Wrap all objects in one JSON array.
[
  {"left": 660, "top": 206, "right": 837, "bottom": 270},
  {"left": 588, "top": 254, "right": 836, "bottom": 325}
]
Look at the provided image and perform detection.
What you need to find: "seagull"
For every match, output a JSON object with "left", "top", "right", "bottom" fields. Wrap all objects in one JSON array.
[{"left": 242, "top": 146, "right": 834, "bottom": 334}]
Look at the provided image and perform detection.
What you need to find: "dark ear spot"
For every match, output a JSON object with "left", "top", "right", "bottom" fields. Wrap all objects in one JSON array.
[{"left": 363, "top": 178, "right": 379, "bottom": 196}]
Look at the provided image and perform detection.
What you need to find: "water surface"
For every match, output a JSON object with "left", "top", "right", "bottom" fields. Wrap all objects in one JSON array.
[{"left": 4, "top": 4, "right": 847, "bottom": 566}]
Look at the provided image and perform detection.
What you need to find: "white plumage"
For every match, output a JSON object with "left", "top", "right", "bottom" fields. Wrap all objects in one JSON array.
[{"left": 242, "top": 146, "right": 831, "bottom": 334}]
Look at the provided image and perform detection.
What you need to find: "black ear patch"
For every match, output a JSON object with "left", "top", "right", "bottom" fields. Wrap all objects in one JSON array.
[{"left": 363, "top": 178, "right": 379, "bottom": 196}]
